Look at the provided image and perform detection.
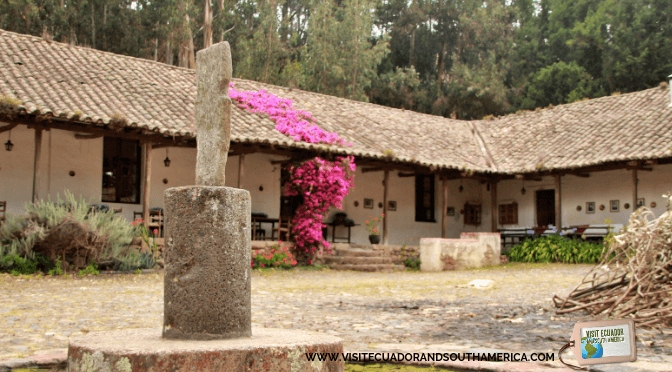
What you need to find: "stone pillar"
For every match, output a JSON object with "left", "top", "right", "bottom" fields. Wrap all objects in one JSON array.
[{"left": 163, "top": 186, "right": 251, "bottom": 340}]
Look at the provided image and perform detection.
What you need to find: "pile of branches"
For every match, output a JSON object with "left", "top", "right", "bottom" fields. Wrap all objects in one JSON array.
[{"left": 553, "top": 194, "right": 672, "bottom": 329}]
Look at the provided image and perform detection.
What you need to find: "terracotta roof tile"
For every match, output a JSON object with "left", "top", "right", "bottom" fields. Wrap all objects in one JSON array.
[
  {"left": 0, "top": 30, "right": 490, "bottom": 171},
  {"left": 1, "top": 29, "right": 671, "bottom": 174},
  {"left": 475, "top": 87, "right": 672, "bottom": 173}
]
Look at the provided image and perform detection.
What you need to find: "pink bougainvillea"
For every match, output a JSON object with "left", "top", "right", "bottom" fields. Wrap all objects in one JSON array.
[
  {"left": 229, "top": 85, "right": 350, "bottom": 146},
  {"left": 230, "top": 83, "right": 356, "bottom": 259},
  {"left": 284, "top": 156, "right": 355, "bottom": 254}
]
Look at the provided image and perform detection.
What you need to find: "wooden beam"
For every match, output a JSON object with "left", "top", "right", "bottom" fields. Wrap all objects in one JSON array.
[
  {"left": 32, "top": 127, "right": 43, "bottom": 203},
  {"left": 2, "top": 117, "right": 194, "bottom": 147},
  {"left": 626, "top": 166, "right": 653, "bottom": 172},
  {"left": 490, "top": 181, "right": 498, "bottom": 232},
  {"left": 382, "top": 170, "right": 389, "bottom": 245},
  {"left": 237, "top": 154, "right": 244, "bottom": 189},
  {"left": 555, "top": 174, "right": 562, "bottom": 228},
  {"left": 569, "top": 172, "right": 590, "bottom": 178},
  {"left": 0, "top": 123, "right": 19, "bottom": 133},
  {"left": 142, "top": 143, "right": 153, "bottom": 229},
  {"left": 362, "top": 167, "right": 384, "bottom": 173},
  {"left": 441, "top": 178, "right": 448, "bottom": 238},
  {"left": 632, "top": 168, "right": 638, "bottom": 212},
  {"left": 398, "top": 172, "right": 416, "bottom": 178},
  {"left": 74, "top": 133, "right": 103, "bottom": 139}
]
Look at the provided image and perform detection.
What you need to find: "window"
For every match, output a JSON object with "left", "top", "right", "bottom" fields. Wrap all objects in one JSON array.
[
  {"left": 499, "top": 202, "right": 518, "bottom": 225},
  {"left": 464, "top": 203, "right": 481, "bottom": 226},
  {"left": 415, "top": 174, "right": 435, "bottom": 222},
  {"left": 102, "top": 137, "right": 141, "bottom": 204}
]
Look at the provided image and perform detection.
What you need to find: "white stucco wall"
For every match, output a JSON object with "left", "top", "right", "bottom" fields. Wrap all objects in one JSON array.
[
  {"left": 0, "top": 126, "right": 283, "bottom": 224},
  {"left": 496, "top": 165, "right": 672, "bottom": 229},
  {"left": 3, "top": 124, "right": 669, "bottom": 246},
  {"left": 0, "top": 126, "right": 103, "bottom": 216}
]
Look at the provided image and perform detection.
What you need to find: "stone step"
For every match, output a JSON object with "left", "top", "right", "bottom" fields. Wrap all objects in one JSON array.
[
  {"left": 329, "top": 264, "right": 405, "bottom": 272},
  {"left": 323, "top": 256, "right": 393, "bottom": 265},
  {"left": 334, "top": 248, "right": 384, "bottom": 257}
]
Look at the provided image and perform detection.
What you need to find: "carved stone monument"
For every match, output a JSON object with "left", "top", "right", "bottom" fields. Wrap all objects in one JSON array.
[
  {"left": 163, "top": 42, "right": 251, "bottom": 340},
  {"left": 67, "top": 42, "right": 343, "bottom": 371}
]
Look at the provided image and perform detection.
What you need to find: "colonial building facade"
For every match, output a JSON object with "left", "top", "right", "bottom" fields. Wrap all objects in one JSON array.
[{"left": 1, "top": 30, "right": 671, "bottom": 246}]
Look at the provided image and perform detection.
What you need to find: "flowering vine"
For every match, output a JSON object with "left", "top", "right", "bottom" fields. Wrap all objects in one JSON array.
[
  {"left": 230, "top": 84, "right": 355, "bottom": 259},
  {"left": 229, "top": 86, "right": 349, "bottom": 146}
]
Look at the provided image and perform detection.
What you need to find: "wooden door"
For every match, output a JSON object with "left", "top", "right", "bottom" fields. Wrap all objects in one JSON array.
[
  {"left": 536, "top": 189, "right": 555, "bottom": 226},
  {"left": 280, "top": 167, "right": 303, "bottom": 218}
]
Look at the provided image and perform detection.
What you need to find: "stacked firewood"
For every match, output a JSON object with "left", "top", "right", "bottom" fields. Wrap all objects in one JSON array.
[{"left": 554, "top": 194, "right": 672, "bottom": 329}]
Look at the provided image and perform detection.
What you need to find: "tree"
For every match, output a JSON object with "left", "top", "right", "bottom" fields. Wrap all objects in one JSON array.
[{"left": 519, "top": 61, "right": 601, "bottom": 110}]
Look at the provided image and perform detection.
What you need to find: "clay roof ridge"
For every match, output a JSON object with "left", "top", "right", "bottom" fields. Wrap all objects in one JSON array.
[
  {"left": 0, "top": 29, "right": 197, "bottom": 75},
  {"left": 467, "top": 121, "right": 498, "bottom": 172}
]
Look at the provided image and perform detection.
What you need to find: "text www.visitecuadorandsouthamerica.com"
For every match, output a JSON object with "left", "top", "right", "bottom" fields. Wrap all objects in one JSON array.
[{"left": 305, "top": 352, "right": 556, "bottom": 363}]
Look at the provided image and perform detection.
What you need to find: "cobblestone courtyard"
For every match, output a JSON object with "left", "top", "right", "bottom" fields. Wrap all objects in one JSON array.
[{"left": 1, "top": 263, "right": 671, "bottom": 371}]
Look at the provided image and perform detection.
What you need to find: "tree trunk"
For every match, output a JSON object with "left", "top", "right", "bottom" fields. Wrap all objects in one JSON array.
[
  {"left": 264, "top": 0, "right": 275, "bottom": 83},
  {"left": 437, "top": 41, "right": 447, "bottom": 90},
  {"left": 103, "top": 4, "right": 107, "bottom": 49},
  {"left": 409, "top": 26, "right": 416, "bottom": 67},
  {"left": 166, "top": 35, "right": 173, "bottom": 65},
  {"left": 91, "top": 3, "right": 96, "bottom": 48},
  {"left": 219, "top": 0, "right": 226, "bottom": 41},
  {"left": 351, "top": 0, "right": 359, "bottom": 98},
  {"left": 204, "top": 0, "right": 213, "bottom": 48}
]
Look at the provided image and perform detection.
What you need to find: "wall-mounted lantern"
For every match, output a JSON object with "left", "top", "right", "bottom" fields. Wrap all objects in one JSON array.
[
  {"left": 164, "top": 148, "right": 171, "bottom": 167},
  {"left": 4, "top": 131, "right": 13, "bottom": 151}
]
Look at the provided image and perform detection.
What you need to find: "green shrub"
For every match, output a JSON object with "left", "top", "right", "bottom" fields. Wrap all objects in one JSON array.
[
  {"left": 0, "top": 252, "right": 52, "bottom": 275},
  {"left": 78, "top": 263, "right": 100, "bottom": 276},
  {"left": 404, "top": 257, "right": 421, "bottom": 270},
  {"left": 0, "top": 191, "right": 137, "bottom": 272},
  {"left": 48, "top": 255, "right": 64, "bottom": 276},
  {"left": 508, "top": 236, "right": 604, "bottom": 264}
]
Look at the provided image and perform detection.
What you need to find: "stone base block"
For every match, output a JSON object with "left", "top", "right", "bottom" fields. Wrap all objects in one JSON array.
[
  {"left": 420, "top": 233, "right": 501, "bottom": 271},
  {"left": 163, "top": 186, "right": 251, "bottom": 340},
  {"left": 68, "top": 327, "right": 343, "bottom": 372}
]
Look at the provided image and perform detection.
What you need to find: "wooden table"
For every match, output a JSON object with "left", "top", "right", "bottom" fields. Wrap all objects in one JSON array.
[
  {"left": 327, "top": 221, "right": 359, "bottom": 243},
  {"left": 252, "top": 216, "right": 279, "bottom": 241}
]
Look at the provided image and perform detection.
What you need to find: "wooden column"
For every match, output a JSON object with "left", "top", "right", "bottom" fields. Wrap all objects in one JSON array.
[
  {"left": 490, "top": 181, "right": 498, "bottom": 232},
  {"left": 441, "top": 178, "right": 448, "bottom": 238},
  {"left": 237, "top": 154, "right": 245, "bottom": 189},
  {"left": 632, "top": 168, "right": 638, "bottom": 211},
  {"left": 32, "top": 127, "right": 43, "bottom": 203},
  {"left": 142, "top": 143, "right": 153, "bottom": 229},
  {"left": 555, "top": 174, "right": 562, "bottom": 228},
  {"left": 382, "top": 170, "right": 389, "bottom": 245}
]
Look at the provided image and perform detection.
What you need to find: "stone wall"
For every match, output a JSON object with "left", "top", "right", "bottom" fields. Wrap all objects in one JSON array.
[{"left": 420, "top": 233, "right": 501, "bottom": 271}]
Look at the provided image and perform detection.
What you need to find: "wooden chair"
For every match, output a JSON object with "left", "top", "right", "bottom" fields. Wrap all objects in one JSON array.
[
  {"left": 0, "top": 201, "right": 6, "bottom": 225},
  {"left": 148, "top": 209, "right": 163, "bottom": 237},
  {"left": 272, "top": 217, "right": 292, "bottom": 241}
]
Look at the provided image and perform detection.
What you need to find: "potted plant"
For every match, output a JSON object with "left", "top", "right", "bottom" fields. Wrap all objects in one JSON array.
[{"left": 365, "top": 214, "right": 384, "bottom": 244}]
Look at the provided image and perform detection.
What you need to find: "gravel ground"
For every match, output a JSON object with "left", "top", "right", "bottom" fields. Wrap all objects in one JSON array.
[{"left": 1, "top": 263, "right": 670, "bottom": 369}]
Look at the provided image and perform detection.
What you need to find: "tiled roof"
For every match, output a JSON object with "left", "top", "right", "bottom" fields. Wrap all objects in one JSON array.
[
  {"left": 475, "top": 87, "right": 672, "bottom": 173},
  {"left": 1, "top": 29, "right": 671, "bottom": 174},
  {"left": 0, "top": 30, "right": 490, "bottom": 172}
]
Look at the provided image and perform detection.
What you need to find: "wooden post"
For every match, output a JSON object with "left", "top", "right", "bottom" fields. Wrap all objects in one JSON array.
[
  {"left": 382, "top": 169, "right": 389, "bottom": 245},
  {"left": 490, "top": 181, "right": 497, "bottom": 232},
  {"left": 441, "top": 178, "right": 448, "bottom": 238},
  {"left": 142, "top": 143, "right": 153, "bottom": 229},
  {"left": 555, "top": 174, "right": 562, "bottom": 229},
  {"left": 32, "top": 127, "right": 43, "bottom": 203},
  {"left": 632, "top": 168, "right": 638, "bottom": 211},
  {"left": 237, "top": 154, "right": 245, "bottom": 189}
]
